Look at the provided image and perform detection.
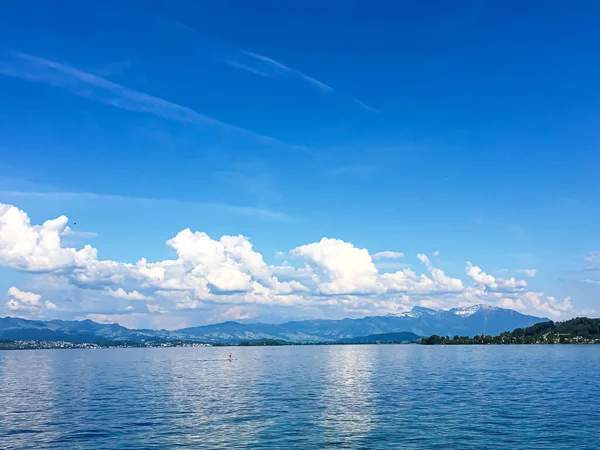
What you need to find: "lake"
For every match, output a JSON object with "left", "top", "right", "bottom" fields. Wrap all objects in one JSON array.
[{"left": 1, "top": 345, "right": 599, "bottom": 449}]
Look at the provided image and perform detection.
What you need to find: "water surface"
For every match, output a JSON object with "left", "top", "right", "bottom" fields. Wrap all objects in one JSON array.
[{"left": 1, "top": 345, "right": 599, "bottom": 449}]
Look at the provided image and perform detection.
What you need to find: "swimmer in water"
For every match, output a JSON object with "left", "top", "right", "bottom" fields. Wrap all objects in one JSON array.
[{"left": 229, "top": 352, "right": 232, "bottom": 361}]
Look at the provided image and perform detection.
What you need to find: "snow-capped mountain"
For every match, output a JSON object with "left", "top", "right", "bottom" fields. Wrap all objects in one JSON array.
[
  {"left": 395, "top": 306, "right": 440, "bottom": 318},
  {"left": 178, "top": 305, "right": 548, "bottom": 342},
  {"left": 1, "top": 305, "right": 548, "bottom": 344},
  {"left": 449, "top": 304, "right": 499, "bottom": 317}
]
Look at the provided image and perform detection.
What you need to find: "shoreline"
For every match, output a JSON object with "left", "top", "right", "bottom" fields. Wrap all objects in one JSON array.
[{"left": 2, "top": 340, "right": 599, "bottom": 350}]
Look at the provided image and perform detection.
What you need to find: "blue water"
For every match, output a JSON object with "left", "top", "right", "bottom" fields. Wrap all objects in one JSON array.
[{"left": 1, "top": 345, "right": 599, "bottom": 449}]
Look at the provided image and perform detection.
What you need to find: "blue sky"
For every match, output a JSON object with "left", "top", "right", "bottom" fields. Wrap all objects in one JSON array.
[{"left": 0, "top": 0, "right": 599, "bottom": 328}]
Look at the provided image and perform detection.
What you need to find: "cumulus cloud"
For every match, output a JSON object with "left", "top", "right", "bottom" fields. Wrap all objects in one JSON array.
[
  {"left": 520, "top": 292, "right": 572, "bottom": 318},
  {"left": 0, "top": 202, "right": 579, "bottom": 322},
  {"left": 416, "top": 253, "right": 464, "bottom": 292},
  {"left": 5, "top": 286, "right": 57, "bottom": 318},
  {"left": 0, "top": 204, "right": 97, "bottom": 271},
  {"left": 219, "top": 307, "right": 253, "bottom": 321},
  {"left": 498, "top": 297, "right": 527, "bottom": 311},
  {"left": 291, "top": 238, "right": 380, "bottom": 295},
  {"left": 465, "top": 262, "right": 527, "bottom": 292},
  {"left": 105, "top": 288, "right": 148, "bottom": 301}
]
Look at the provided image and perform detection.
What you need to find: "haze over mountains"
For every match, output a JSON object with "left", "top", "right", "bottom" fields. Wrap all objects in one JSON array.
[{"left": 0, "top": 305, "right": 547, "bottom": 344}]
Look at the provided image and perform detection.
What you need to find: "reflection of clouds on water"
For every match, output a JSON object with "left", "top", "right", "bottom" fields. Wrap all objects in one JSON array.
[
  {"left": 166, "top": 347, "right": 269, "bottom": 447},
  {"left": 0, "top": 350, "right": 59, "bottom": 447},
  {"left": 320, "top": 345, "right": 376, "bottom": 445}
]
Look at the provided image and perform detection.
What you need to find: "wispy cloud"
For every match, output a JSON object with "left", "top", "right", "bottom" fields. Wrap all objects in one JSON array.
[
  {"left": 517, "top": 269, "right": 537, "bottom": 277},
  {"left": 241, "top": 50, "right": 335, "bottom": 94},
  {"left": 373, "top": 251, "right": 405, "bottom": 260},
  {"left": 61, "top": 226, "right": 98, "bottom": 238},
  {"left": 0, "top": 190, "right": 291, "bottom": 221},
  {"left": 350, "top": 97, "right": 380, "bottom": 114},
  {"left": 222, "top": 60, "right": 270, "bottom": 77},
  {"left": 0, "top": 51, "right": 298, "bottom": 149},
  {"left": 151, "top": 14, "right": 378, "bottom": 113},
  {"left": 585, "top": 251, "right": 600, "bottom": 263},
  {"left": 237, "top": 50, "right": 379, "bottom": 113}
]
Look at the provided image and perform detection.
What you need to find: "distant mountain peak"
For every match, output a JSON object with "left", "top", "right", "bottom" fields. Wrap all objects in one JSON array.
[
  {"left": 412, "top": 306, "right": 438, "bottom": 313},
  {"left": 388, "top": 304, "right": 523, "bottom": 319},
  {"left": 390, "top": 305, "right": 440, "bottom": 318},
  {"left": 449, "top": 304, "right": 499, "bottom": 317}
]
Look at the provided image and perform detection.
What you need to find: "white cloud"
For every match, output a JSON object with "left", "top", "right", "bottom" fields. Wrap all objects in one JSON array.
[
  {"left": 415, "top": 253, "right": 464, "bottom": 292},
  {"left": 7, "top": 286, "right": 42, "bottom": 305},
  {"left": 291, "top": 238, "right": 380, "bottom": 295},
  {"left": 585, "top": 251, "right": 600, "bottom": 262},
  {"left": 465, "top": 262, "right": 527, "bottom": 291},
  {"left": 5, "top": 286, "right": 56, "bottom": 318},
  {"left": 0, "top": 202, "right": 579, "bottom": 322},
  {"left": 223, "top": 60, "right": 270, "bottom": 77},
  {"left": 0, "top": 204, "right": 97, "bottom": 271},
  {"left": 219, "top": 307, "right": 253, "bottom": 321},
  {"left": 105, "top": 288, "right": 148, "bottom": 301},
  {"left": 465, "top": 262, "right": 496, "bottom": 286},
  {"left": 380, "top": 269, "right": 435, "bottom": 294},
  {"left": 84, "top": 312, "right": 189, "bottom": 330},
  {"left": 241, "top": 50, "right": 335, "bottom": 93},
  {"left": 174, "top": 298, "right": 203, "bottom": 310},
  {"left": 83, "top": 312, "right": 184, "bottom": 330},
  {"left": 372, "top": 251, "right": 404, "bottom": 260},
  {"left": 416, "top": 253, "right": 429, "bottom": 264},
  {"left": 146, "top": 304, "right": 160, "bottom": 313},
  {"left": 517, "top": 269, "right": 537, "bottom": 277},
  {"left": 223, "top": 49, "right": 378, "bottom": 113},
  {"left": 45, "top": 300, "right": 58, "bottom": 310},
  {"left": 520, "top": 292, "right": 572, "bottom": 318},
  {"left": 61, "top": 226, "right": 98, "bottom": 238},
  {"left": 498, "top": 297, "right": 527, "bottom": 311}
]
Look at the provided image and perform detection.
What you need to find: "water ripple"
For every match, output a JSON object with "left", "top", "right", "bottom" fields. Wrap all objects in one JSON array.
[{"left": 0, "top": 345, "right": 599, "bottom": 449}]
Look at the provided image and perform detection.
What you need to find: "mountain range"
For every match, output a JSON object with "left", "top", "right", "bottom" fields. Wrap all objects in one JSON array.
[
  {"left": 0, "top": 305, "right": 548, "bottom": 345},
  {"left": 177, "top": 305, "right": 547, "bottom": 342}
]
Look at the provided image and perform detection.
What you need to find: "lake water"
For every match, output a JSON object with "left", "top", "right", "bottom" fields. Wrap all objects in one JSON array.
[{"left": 1, "top": 345, "right": 599, "bottom": 449}]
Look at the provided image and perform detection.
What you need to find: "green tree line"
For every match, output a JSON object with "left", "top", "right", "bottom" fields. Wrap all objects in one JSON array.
[{"left": 421, "top": 317, "right": 600, "bottom": 345}]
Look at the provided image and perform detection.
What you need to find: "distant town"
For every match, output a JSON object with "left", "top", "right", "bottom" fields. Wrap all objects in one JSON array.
[{"left": 0, "top": 340, "right": 212, "bottom": 350}]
